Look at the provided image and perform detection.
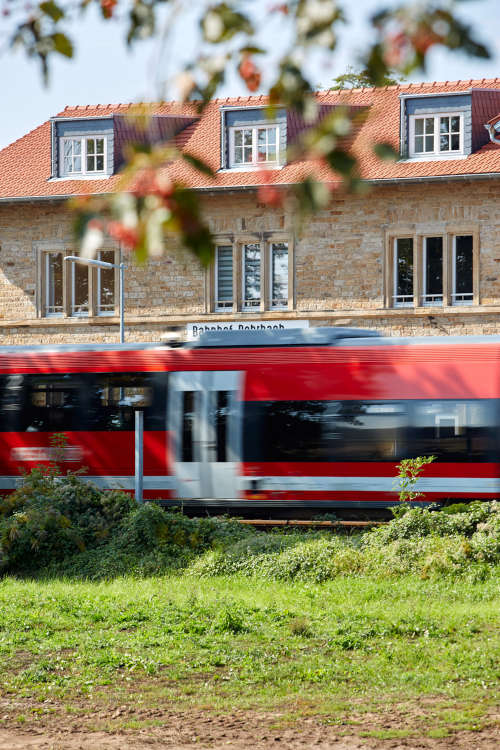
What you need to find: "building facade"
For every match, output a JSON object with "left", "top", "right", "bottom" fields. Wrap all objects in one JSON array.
[{"left": 1, "top": 80, "right": 500, "bottom": 344}]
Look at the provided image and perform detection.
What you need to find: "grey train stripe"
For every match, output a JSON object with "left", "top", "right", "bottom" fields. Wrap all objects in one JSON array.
[
  {"left": 0, "top": 475, "right": 497, "bottom": 493},
  {"left": 240, "top": 476, "right": 500, "bottom": 492},
  {"left": 0, "top": 476, "right": 176, "bottom": 491}
]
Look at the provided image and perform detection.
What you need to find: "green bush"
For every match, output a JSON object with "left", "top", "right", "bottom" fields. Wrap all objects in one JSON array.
[
  {"left": 188, "top": 502, "right": 500, "bottom": 582},
  {"left": 363, "top": 501, "right": 498, "bottom": 544},
  {"left": 2, "top": 466, "right": 499, "bottom": 582},
  {"left": 114, "top": 503, "right": 250, "bottom": 555},
  {"left": 0, "top": 469, "right": 135, "bottom": 574}
]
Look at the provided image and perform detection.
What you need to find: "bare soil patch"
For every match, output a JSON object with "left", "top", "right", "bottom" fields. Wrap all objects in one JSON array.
[{"left": 0, "top": 697, "right": 498, "bottom": 749}]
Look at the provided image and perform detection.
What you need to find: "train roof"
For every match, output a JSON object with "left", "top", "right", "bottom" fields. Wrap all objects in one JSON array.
[
  {"left": 189, "top": 327, "right": 380, "bottom": 348},
  {"left": 1, "top": 327, "right": 500, "bottom": 354}
]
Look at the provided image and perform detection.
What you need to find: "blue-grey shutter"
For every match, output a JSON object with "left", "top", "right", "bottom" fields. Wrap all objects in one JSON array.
[{"left": 216, "top": 246, "right": 233, "bottom": 308}]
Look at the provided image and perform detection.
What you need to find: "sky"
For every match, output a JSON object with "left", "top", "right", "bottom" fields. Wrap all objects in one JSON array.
[{"left": 1, "top": 0, "right": 500, "bottom": 150}]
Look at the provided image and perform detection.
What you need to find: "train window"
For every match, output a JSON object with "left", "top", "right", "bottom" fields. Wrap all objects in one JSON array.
[
  {"left": 88, "top": 373, "right": 166, "bottom": 431},
  {"left": 410, "top": 400, "right": 497, "bottom": 460},
  {"left": 0, "top": 372, "right": 167, "bottom": 433},
  {"left": 0, "top": 375, "right": 29, "bottom": 431},
  {"left": 25, "top": 375, "right": 83, "bottom": 431},
  {"left": 243, "top": 400, "right": 407, "bottom": 462},
  {"left": 214, "top": 391, "right": 230, "bottom": 462},
  {"left": 181, "top": 391, "right": 196, "bottom": 462},
  {"left": 327, "top": 401, "right": 407, "bottom": 461}
]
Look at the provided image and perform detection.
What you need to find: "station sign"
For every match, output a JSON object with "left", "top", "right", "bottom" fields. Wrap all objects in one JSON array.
[{"left": 186, "top": 319, "right": 310, "bottom": 340}]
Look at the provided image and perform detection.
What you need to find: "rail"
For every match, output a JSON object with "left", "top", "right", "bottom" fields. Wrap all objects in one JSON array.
[{"left": 237, "top": 519, "right": 386, "bottom": 528}]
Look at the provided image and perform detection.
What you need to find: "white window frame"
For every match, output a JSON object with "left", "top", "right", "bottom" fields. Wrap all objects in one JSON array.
[
  {"left": 60, "top": 135, "right": 107, "bottom": 176},
  {"left": 451, "top": 235, "right": 474, "bottom": 306},
  {"left": 421, "top": 237, "right": 444, "bottom": 307},
  {"left": 214, "top": 245, "right": 234, "bottom": 312},
  {"left": 70, "top": 262, "right": 90, "bottom": 317},
  {"left": 228, "top": 125, "right": 280, "bottom": 168},
  {"left": 408, "top": 113, "right": 464, "bottom": 158},
  {"left": 41, "top": 249, "right": 118, "bottom": 318},
  {"left": 269, "top": 242, "right": 289, "bottom": 310},
  {"left": 242, "top": 243, "right": 262, "bottom": 311},
  {"left": 44, "top": 251, "right": 64, "bottom": 317},
  {"left": 95, "top": 250, "right": 117, "bottom": 316},
  {"left": 392, "top": 237, "right": 414, "bottom": 308}
]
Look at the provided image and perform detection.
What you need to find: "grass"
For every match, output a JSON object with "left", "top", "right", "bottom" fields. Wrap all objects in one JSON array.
[{"left": 0, "top": 571, "right": 499, "bottom": 738}]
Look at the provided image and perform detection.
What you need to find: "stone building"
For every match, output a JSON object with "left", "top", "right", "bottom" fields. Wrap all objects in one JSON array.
[{"left": 1, "top": 79, "right": 500, "bottom": 345}]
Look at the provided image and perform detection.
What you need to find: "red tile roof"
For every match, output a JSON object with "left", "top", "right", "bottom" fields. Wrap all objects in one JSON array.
[{"left": 2, "top": 79, "right": 500, "bottom": 200}]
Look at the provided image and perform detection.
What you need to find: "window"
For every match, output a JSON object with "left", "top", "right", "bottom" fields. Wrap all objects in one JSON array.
[
  {"left": 243, "top": 400, "right": 408, "bottom": 462},
  {"left": 87, "top": 373, "right": 167, "bottom": 431},
  {"left": 61, "top": 136, "right": 106, "bottom": 176},
  {"left": 97, "top": 250, "right": 116, "bottom": 315},
  {"left": 243, "top": 398, "right": 498, "bottom": 463},
  {"left": 393, "top": 238, "right": 414, "bottom": 307},
  {"left": 212, "top": 238, "right": 291, "bottom": 312},
  {"left": 181, "top": 391, "right": 196, "bottom": 462},
  {"left": 422, "top": 236, "right": 443, "bottom": 306},
  {"left": 452, "top": 235, "right": 473, "bottom": 305},
  {"left": 85, "top": 138, "right": 105, "bottom": 172},
  {"left": 26, "top": 375, "right": 82, "bottom": 432},
  {"left": 409, "top": 114, "right": 463, "bottom": 158},
  {"left": 389, "top": 233, "right": 476, "bottom": 308},
  {"left": 71, "top": 261, "right": 89, "bottom": 316},
  {"left": 45, "top": 252, "right": 64, "bottom": 316},
  {"left": 92, "top": 374, "right": 153, "bottom": 431},
  {"left": 242, "top": 243, "right": 261, "bottom": 309},
  {"left": 229, "top": 125, "right": 279, "bottom": 167},
  {"left": 410, "top": 400, "right": 497, "bottom": 461},
  {"left": 62, "top": 139, "right": 82, "bottom": 174},
  {"left": 270, "top": 242, "right": 289, "bottom": 309},
  {"left": 0, "top": 373, "right": 168, "bottom": 432},
  {"left": 215, "top": 245, "right": 233, "bottom": 311},
  {"left": 41, "top": 249, "right": 118, "bottom": 318}
]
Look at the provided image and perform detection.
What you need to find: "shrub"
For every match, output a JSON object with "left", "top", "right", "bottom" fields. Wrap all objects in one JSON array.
[
  {"left": 188, "top": 502, "right": 500, "bottom": 582},
  {"left": 112, "top": 504, "right": 251, "bottom": 554},
  {"left": 0, "top": 469, "right": 135, "bottom": 574},
  {"left": 394, "top": 455, "right": 436, "bottom": 503},
  {"left": 2, "top": 465, "right": 499, "bottom": 582},
  {"left": 363, "top": 501, "right": 498, "bottom": 545}
]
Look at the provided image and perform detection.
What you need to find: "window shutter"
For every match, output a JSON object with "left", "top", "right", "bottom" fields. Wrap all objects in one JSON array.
[{"left": 216, "top": 246, "right": 233, "bottom": 308}]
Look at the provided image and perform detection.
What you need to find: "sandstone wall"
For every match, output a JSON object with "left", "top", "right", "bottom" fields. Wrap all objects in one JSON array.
[{"left": 0, "top": 178, "right": 499, "bottom": 344}]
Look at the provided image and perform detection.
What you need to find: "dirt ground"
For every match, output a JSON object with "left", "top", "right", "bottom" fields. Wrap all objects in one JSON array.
[{"left": 0, "top": 701, "right": 498, "bottom": 750}]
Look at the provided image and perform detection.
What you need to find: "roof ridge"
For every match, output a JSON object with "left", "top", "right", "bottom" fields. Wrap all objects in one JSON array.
[
  {"left": 55, "top": 79, "right": 500, "bottom": 117},
  {"left": 58, "top": 100, "right": 183, "bottom": 116},
  {"left": 317, "top": 77, "right": 500, "bottom": 96}
]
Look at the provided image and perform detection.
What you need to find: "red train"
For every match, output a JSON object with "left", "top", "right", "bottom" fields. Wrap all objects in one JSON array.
[{"left": 0, "top": 327, "right": 498, "bottom": 509}]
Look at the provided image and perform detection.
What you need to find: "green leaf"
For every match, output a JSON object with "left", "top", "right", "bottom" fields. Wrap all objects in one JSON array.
[
  {"left": 326, "top": 149, "right": 356, "bottom": 175},
  {"left": 373, "top": 142, "right": 399, "bottom": 162},
  {"left": 182, "top": 153, "right": 214, "bottom": 177},
  {"left": 201, "top": 3, "right": 253, "bottom": 43},
  {"left": 293, "top": 177, "right": 331, "bottom": 214},
  {"left": 239, "top": 45, "right": 265, "bottom": 55},
  {"left": 39, "top": 1, "right": 64, "bottom": 22},
  {"left": 52, "top": 32, "right": 73, "bottom": 58}
]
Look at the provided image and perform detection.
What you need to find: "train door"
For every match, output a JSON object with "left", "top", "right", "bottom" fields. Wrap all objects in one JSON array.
[{"left": 168, "top": 371, "right": 242, "bottom": 499}]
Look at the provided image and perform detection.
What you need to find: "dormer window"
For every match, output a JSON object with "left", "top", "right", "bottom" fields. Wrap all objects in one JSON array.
[
  {"left": 229, "top": 125, "right": 279, "bottom": 168},
  {"left": 61, "top": 136, "right": 106, "bottom": 176},
  {"left": 409, "top": 113, "right": 463, "bottom": 158}
]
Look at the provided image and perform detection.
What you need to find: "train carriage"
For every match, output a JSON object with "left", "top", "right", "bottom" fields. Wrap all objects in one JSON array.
[{"left": 0, "top": 327, "right": 498, "bottom": 508}]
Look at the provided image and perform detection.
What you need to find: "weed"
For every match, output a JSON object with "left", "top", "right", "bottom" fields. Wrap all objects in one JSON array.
[
  {"left": 359, "top": 729, "right": 415, "bottom": 739},
  {"left": 427, "top": 727, "right": 450, "bottom": 738},
  {"left": 212, "top": 604, "right": 248, "bottom": 634},
  {"left": 288, "top": 617, "right": 312, "bottom": 637}
]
